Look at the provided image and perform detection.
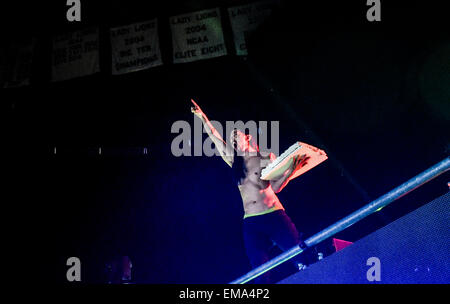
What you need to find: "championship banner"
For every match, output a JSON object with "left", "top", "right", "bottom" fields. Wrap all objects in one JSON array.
[
  {"left": 228, "top": 1, "right": 275, "bottom": 56},
  {"left": 3, "top": 39, "right": 35, "bottom": 88},
  {"left": 52, "top": 27, "right": 100, "bottom": 82},
  {"left": 110, "top": 19, "right": 163, "bottom": 75},
  {"left": 170, "top": 8, "right": 227, "bottom": 64}
]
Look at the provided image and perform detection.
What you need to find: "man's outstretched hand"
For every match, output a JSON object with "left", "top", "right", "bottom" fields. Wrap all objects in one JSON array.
[{"left": 190, "top": 99, "right": 204, "bottom": 119}]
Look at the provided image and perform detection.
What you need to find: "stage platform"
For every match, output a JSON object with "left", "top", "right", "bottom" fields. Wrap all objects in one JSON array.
[{"left": 278, "top": 192, "right": 450, "bottom": 283}]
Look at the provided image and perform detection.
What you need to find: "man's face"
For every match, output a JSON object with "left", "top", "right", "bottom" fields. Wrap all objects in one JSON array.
[{"left": 230, "top": 129, "right": 255, "bottom": 153}]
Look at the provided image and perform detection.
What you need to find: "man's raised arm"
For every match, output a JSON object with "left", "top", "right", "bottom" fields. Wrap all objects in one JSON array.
[{"left": 190, "top": 99, "right": 234, "bottom": 167}]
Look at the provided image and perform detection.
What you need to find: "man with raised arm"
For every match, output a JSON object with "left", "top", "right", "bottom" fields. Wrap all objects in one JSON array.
[{"left": 190, "top": 99, "right": 314, "bottom": 283}]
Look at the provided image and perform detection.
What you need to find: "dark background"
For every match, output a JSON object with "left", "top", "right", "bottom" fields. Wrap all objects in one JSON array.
[{"left": 3, "top": 0, "right": 449, "bottom": 283}]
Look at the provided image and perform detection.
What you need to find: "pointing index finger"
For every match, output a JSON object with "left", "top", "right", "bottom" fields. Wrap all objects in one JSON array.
[{"left": 190, "top": 99, "right": 199, "bottom": 108}]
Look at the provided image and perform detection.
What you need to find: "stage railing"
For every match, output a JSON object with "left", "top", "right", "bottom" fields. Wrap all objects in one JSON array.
[{"left": 229, "top": 156, "right": 450, "bottom": 284}]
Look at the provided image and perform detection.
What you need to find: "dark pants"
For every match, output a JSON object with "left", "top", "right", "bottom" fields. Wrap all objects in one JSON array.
[{"left": 243, "top": 209, "right": 308, "bottom": 283}]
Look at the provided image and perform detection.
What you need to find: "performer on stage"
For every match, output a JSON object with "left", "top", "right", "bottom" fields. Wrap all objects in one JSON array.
[{"left": 190, "top": 100, "right": 315, "bottom": 283}]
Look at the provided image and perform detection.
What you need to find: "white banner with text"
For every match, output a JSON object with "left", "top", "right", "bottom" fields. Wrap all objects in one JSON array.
[
  {"left": 228, "top": 1, "right": 275, "bottom": 56},
  {"left": 110, "top": 19, "right": 163, "bottom": 75},
  {"left": 170, "top": 8, "right": 227, "bottom": 64},
  {"left": 52, "top": 27, "right": 100, "bottom": 82}
]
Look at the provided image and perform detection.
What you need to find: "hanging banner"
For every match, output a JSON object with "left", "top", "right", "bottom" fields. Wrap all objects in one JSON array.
[
  {"left": 52, "top": 27, "right": 100, "bottom": 82},
  {"left": 170, "top": 8, "right": 227, "bottom": 64},
  {"left": 110, "top": 19, "right": 163, "bottom": 75},
  {"left": 3, "top": 39, "right": 35, "bottom": 88},
  {"left": 228, "top": 1, "right": 275, "bottom": 56}
]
